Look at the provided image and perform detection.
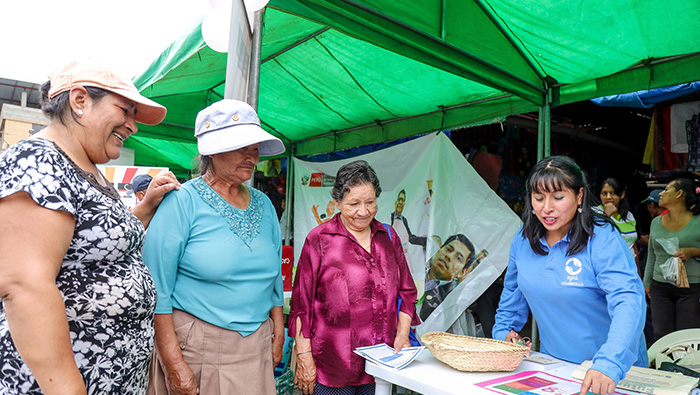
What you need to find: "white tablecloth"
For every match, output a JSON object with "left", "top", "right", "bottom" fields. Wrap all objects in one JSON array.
[{"left": 365, "top": 350, "right": 641, "bottom": 395}]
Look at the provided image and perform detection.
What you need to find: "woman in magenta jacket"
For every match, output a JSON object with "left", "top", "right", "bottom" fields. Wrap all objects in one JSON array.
[{"left": 289, "top": 160, "right": 420, "bottom": 395}]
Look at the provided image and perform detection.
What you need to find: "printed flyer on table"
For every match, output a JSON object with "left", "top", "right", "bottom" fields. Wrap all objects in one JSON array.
[{"left": 476, "top": 371, "right": 631, "bottom": 395}]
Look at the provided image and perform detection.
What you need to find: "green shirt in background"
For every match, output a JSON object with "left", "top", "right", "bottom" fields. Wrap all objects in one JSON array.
[
  {"left": 596, "top": 205, "right": 637, "bottom": 255},
  {"left": 644, "top": 214, "right": 700, "bottom": 287}
]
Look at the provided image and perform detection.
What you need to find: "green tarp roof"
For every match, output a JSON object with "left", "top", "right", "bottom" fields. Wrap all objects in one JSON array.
[{"left": 130, "top": 0, "right": 700, "bottom": 177}]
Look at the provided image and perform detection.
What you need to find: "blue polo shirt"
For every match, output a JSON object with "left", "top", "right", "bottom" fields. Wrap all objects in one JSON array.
[
  {"left": 143, "top": 178, "right": 283, "bottom": 336},
  {"left": 493, "top": 222, "right": 648, "bottom": 383}
]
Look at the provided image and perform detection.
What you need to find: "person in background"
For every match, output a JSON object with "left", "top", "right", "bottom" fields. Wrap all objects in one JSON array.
[
  {"left": 279, "top": 198, "right": 292, "bottom": 244},
  {"left": 597, "top": 178, "right": 638, "bottom": 261},
  {"left": 643, "top": 178, "right": 700, "bottom": 342},
  {"left": 494, "top": 156, "right": 647, "bottom": 395},
  {"left": 636, "top": 189, "right": 664, "bottom": 346},
  {"left": 0, "top": 59, "right": 178, "bottom": 394},
  {"left": 132, "top": 174, "right": 153, "bottom": 203},
  {"left": 420, "top": 234, "right": 475, "bottom": 321},
  {"left": 644, "top": 189, "right": 668, "bottom": 218},
  {"left": 289, "top": 160, "right": 419, "bottom": 395},
  {"left": 475, "top": 272, "right": 503, "bottom": 339},
  {"left": 638, "top": 190, "right": 665, "bottom": 274},
  {"left": 143, "top": 99, "right": 286, "bottom": 394}
]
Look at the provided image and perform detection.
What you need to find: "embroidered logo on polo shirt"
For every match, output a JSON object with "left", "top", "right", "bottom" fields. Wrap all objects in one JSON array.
[
  {"left": 562, "top": 257, "right": 584, "bottom": 286},
  {"left": 565, "top": 257, "right": 582, "bottom": 275}
]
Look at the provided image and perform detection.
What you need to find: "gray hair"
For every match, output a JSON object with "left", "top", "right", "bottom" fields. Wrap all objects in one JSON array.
[
  {"left": 196, "top": 154, "right": 213, "bottom": 176},
  {"left": 331, "top": 160, "right": 381, "bottom": 201}
]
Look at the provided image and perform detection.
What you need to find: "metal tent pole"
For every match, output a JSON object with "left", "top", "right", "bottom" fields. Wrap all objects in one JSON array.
[
  {"left": 536, "top": 88, "right": 552, "bottom": 161},
  {"left": 284, "top": 149, "right": 294, "bottom": 246},
  {"left": 531, "top": 88, "right": 552, "bottom": 351},
  {"left": 245, "top": 7, "right": 292, "bottom": 246},
  {"left": 532, "top": 106, "right": 543, "bottom": 351},
  {"left": 224, "top": 0, "right": 253, "bottom": 101},
  {"left": 247, "top": 8, "right": 265, "bottom": 110},
  {"left": 537, "top": 108, "right": 544, "bottom": 160},
  {"left": 543, "top": 88, "right": 552, "bottom": 157}
]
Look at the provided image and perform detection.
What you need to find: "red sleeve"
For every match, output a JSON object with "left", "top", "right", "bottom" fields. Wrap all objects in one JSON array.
[
  {"left": 390, "top": 226, "right": 421, "bottom": 326},
  {"left": 287, "top": 232, "right": 320, "bottom": 339}
]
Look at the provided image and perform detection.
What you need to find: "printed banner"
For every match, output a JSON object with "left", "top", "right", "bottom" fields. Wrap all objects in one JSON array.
[
  {"left": 97, "top": 165, "right": 169, "bottom": 210},
  {"left": 293, "top": 133, "right": 521, "bottom": 334}
]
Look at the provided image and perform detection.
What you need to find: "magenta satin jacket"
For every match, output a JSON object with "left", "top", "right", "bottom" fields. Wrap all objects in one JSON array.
[{"left": 288, "top": 214, "right": 420, "bottom": 387}]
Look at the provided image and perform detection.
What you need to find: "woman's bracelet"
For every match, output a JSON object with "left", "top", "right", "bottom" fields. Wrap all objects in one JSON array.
[{"left": 297, "top": 350, "right": 312, "bottom": 355}]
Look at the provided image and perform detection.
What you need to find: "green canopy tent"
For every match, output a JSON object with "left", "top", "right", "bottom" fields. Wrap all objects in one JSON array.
[
  {"left": 130, "top": 0, "right": 700, "bottom": 178},
  {"left": 129, "top": 0, "right": 700, "bottom": 346}
]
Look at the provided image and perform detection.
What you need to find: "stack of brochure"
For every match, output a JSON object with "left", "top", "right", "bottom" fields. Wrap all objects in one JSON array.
[
  {"left": 572, "top": 360, "right": 700, "bottom": 395},
  {"left": 354, "top": 344, "right": 425, "bottom": 370},
  {"left": 519, "top": 352, "right": 569, "bottom": 371}
]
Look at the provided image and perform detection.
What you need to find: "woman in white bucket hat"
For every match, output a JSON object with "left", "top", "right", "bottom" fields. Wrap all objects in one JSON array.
[{"left": 143, "top": 99, "right": 286, "bottom": 395}]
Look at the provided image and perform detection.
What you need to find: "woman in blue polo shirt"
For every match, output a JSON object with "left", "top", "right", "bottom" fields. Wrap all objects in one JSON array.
[{"left": 493, "top": 156, "right": 647, "bottom": 395}]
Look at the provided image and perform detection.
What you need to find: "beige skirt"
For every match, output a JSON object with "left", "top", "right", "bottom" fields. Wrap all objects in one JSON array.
[{"left": 147, "top": 309, "right": 276, "bottom": 395}]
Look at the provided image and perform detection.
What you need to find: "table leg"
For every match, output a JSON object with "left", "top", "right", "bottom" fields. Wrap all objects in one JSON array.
[{"left": 374, "top": 377, "right": 393, "bottom": 395}]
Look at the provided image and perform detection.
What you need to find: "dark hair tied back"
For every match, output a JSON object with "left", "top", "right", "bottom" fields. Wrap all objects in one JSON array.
[
  {"left": 40, "top": 81, "right": 110, "bottom": 126},
  {"left": 671, "top": 178, "right": 700, "bottom": 215}
]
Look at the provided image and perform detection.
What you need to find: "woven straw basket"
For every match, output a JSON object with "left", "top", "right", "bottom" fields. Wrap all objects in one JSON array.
[{"left": 421, "top": 332, "right": 530, "bottom": 372}]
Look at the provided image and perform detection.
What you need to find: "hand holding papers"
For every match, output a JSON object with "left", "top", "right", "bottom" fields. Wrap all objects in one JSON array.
[{"left": 355, "top": 344, "right": 425, "bottom": 370}]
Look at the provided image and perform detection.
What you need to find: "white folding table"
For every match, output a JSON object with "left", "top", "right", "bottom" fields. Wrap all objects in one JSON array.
[{"left": 366, "top": 350, "right": 642, "bottom": 395}]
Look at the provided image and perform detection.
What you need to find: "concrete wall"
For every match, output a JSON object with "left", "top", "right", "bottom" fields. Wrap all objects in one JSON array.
[
  {"left": 2, "top": 119, "right": 35, "bottom": 145},
  {"left": 0, "top": 103, "right": 49, "bottom": 150}
]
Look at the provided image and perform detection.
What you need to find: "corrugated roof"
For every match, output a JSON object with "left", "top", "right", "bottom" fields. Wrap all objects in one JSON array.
[{"left": 0, "top": 78, "right": 42, "bottom": 109}]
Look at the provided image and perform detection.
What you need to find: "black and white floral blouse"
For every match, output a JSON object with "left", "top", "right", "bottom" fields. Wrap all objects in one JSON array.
[{"left": 0, "top": 138, "right": 156, "bottom": 394}]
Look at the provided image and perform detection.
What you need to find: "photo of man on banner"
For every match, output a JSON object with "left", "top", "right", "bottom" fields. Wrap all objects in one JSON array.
[
  {"left": 390, "top": 189, "right": 427, "bottom": 272},
  {"left": 292, "top": 133, "right": 521, "bottom": 337},
  {"left": 420, "top": 233, "right": 475, "bottom": 321}
]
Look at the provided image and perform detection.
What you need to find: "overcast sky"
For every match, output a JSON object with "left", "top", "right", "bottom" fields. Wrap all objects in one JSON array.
[{"left": 1, "top": 0, "right": 213, "bottom": 84}]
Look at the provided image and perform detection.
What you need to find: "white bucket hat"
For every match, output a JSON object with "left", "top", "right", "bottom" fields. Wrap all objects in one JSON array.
[{"left": 195, "top": 99, "right": 285, "bottom": 156}]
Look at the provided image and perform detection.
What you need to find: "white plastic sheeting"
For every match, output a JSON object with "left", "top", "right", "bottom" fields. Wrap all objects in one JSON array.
[{"left": 293, "top": 133, "right": 521, "bottom": 334}]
